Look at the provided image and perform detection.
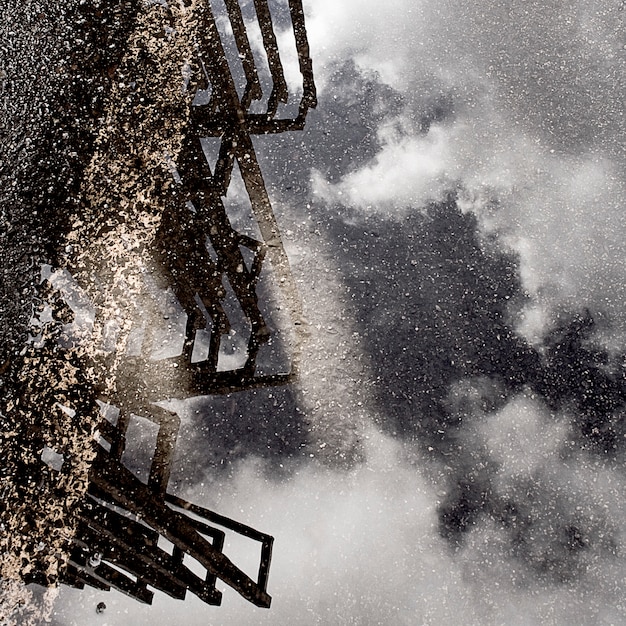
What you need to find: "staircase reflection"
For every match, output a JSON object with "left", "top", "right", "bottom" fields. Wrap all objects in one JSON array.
[{"left": 41, "top": 0, "right": 316, "bottom": 610}]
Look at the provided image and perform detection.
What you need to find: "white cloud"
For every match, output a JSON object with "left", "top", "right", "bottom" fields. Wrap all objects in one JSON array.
[
  {"left": 478, "top": 393, "right": 568, "bottom": 481},
  {"left": 313, "top": 123, "right": 456, "bottom": 211},
  {"left": 52, "top": 424, "right": 626, "bottom": 625},
  {"left": 305, "top": 0, "right": 626, "bottom": 346}
]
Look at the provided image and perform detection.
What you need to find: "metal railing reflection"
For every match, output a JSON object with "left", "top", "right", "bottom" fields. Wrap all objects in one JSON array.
[{"left": 35, "top": 0, "right": 315, "bottom": 610}]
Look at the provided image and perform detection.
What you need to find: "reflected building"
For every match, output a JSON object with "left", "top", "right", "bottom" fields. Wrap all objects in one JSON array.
[{"left": 1, "top": 0, "right": 315, "bottom": 613}]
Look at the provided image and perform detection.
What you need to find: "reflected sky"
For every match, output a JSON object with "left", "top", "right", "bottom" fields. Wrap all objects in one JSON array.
[{"left": 2, "top": 0, "right": 626, "bottom": 624}]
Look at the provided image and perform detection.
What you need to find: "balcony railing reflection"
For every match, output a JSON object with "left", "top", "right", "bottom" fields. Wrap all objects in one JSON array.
[{"left": 13, "top": 0, "right": 315, "bottom": 611}]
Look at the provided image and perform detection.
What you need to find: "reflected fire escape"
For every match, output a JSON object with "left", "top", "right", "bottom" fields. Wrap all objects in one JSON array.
[{"left": 49, "top": 0, "right": 316, "bottom": 609}]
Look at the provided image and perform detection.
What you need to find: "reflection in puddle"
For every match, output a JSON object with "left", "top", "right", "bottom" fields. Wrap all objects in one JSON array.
[{"left": 0, "top": 0, "right": 316, "bottom": 618}]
